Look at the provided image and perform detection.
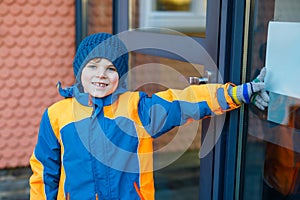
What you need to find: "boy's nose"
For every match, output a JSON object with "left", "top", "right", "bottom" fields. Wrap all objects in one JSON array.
[{"left": 96, "top": 68, "right": 107, "bottom": 78}]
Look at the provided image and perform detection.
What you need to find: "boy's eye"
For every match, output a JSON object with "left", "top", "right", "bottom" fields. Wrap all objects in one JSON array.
[
  {"left": 107, "top": 66, "right": 117, "bottom": 71},
  {"left": 87, "top": 65, "right": 97, "bottom": 69}
]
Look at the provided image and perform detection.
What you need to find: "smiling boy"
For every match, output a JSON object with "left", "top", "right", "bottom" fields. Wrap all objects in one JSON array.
[{"left": 29, "top": 32, "right": 269, "bottom": 200}]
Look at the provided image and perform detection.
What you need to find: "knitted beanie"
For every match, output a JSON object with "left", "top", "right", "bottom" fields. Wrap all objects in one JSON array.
[{"left": 73, "top": 33, "right": 129, "bottom": 80}]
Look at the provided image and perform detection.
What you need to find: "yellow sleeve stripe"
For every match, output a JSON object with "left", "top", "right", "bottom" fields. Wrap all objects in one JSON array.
[
  {"left": 232, "top": 86, "right": 242, "bottom": 105},
  {"left": 29, "top": 153, "right": 46, "bottom": 199},
  {"left": 222, "top": 83, "right": 241, "bottom": 111}
]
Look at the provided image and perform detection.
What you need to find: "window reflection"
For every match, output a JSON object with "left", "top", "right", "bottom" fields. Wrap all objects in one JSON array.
[
  {"left": 129, "top": 0, "right": 207, "bottom": 37},
  {"left": 156, "top": 0, "right": 192, "bottom": 11},
  {"left": 263, "top": 105, "right": 300, "bottom": 199}
]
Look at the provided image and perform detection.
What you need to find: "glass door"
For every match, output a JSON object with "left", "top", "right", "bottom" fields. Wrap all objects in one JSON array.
[
  {"left": 113, "top": 0, "right": 232, "bottom": 199},
  {"left": 240, "top": 0, "right": 300, "bottom": 199}
]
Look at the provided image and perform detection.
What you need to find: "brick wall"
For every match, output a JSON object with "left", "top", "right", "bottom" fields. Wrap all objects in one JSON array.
[
  {"left": 0, "top": 0, "right": 114, "bottom": 198},
  {"left": 0, "top": 0, "right": 75, "bottom": 169},
  {"left": 88, "top": 0, "right": 113, "bottom": 34}
]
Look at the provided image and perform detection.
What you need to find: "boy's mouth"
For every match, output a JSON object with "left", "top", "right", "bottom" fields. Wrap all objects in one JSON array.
[{"left": 92, "top": 82, "right": 109, "bottom": 87}]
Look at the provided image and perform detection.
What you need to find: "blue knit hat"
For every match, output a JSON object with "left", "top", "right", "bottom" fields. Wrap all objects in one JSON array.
[{"left": 73, "top": 33, "right": 129, "bottom": 81}]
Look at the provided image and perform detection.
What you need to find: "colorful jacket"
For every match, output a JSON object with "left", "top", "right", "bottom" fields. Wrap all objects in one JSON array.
[{"left": 29, "top": 83, "right": 239, "bottom": 200}]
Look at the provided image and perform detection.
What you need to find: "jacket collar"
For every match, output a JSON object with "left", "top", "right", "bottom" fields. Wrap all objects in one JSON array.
[{"left": 57, "top": 78, "right": 128, "bottom": 108}]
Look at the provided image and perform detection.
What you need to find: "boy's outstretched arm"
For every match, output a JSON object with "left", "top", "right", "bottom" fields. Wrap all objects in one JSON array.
[
  {"left": 137, "top": 68, "right": 269, "bottom": 138},
  {"left": 137, "top": 82, "right": 239, "bottom": 138}
]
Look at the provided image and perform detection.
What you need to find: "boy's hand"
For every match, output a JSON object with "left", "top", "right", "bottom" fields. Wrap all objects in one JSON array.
[
  {"left": 250, "top": 67, "right": 269, "bottom": 110},
  {"left": 229, "top": 67, "right": 269, "bottom": 110}
]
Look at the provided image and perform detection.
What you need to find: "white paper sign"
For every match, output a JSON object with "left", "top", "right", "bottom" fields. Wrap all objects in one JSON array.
[
  {"left": 265, "top": 21, "right": 300, "bottom": 99},
  {"left": 267, "top": 92, "right": 300, "bottom": 125}
]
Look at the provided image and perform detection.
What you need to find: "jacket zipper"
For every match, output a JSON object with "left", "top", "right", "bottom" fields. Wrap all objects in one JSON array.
[
  {"left": 66, "top": 192, "right": 70, "bottom": 200},
  {"left": 134, "top": 182, "right": 145, "bottom": 200}
]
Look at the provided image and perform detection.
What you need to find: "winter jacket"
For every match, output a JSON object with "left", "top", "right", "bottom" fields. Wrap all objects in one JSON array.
[{"left": 29, "top": 83, "right": 239, "bottom": 200}]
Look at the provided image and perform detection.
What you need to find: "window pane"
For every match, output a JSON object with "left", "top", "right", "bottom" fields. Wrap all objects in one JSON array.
[{"left": 242, "top": 0, "right": 300, "bottom": 199}]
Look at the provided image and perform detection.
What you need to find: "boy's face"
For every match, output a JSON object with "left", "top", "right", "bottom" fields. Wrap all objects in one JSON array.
[{"left": 81, "top": 58, "right": 119, "bottom": 98}]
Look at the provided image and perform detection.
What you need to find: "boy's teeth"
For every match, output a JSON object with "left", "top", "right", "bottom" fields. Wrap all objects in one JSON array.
[{"left": 93, "top": 82, "right": 106, "bottom": 87}]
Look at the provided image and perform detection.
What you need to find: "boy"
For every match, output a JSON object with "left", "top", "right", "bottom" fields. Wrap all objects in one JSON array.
[{"left": 29, "top": 33, "right": 269, "bottom": 200}]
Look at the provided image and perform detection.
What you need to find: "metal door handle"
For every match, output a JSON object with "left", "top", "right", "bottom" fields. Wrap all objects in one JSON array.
[{"left": 188, "top": 70, "right": 212, "bottom": 85}]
